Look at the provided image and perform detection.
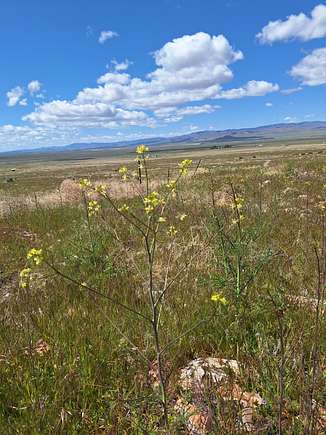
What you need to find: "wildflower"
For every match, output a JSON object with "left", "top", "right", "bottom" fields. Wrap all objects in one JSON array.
[
  {"left": 178, "top": 213, "right": 187, "bottom": 221},
  {"left": 166, "top": 180, "right": 177, "bottom": 190},
  {"left": 118, "top": 166, "right": 128, "bottom": 181},
  {"left": 178, "top": 159, "right": 193, "bottom": 176},
  {"left": 87, "top": 200, "right": 101, "bottom": 216},
  {"left": 27, "top": 248, "right": 43, "bottom": 266},
  {"left": 118, "top": 204, "right": 130, "bottom": 213},
  {"left": 211, "top": 292, "right": 227, "bottom": 305},
  {"left": 143, "top": 191, "right": 164, "bottom": 214},
  {"left": 20, "top": 267, "right": 32, "bottom": 277},
  {"left": 79, "top": 178, "right": 92, "bottom": 189},
  {"left": 95, "top": 184, "right": 108, "bottom": 195},
  {"left": 136, "top": 144, "right": 149, "bottom": 155},
  {"left": 166, "top": 180, "right": 177, "bottom": 197},
  {"left": 232, "top": 214, "right": 245, "bottom": 225},
  {"left": 318, "top": 200, "right": 325, "bottom": 211},
  {"left": 158, "top": 217, "right": 166, "bottom": 223},
  {"left": 167, "top": 225, "right": 177, "bottom": 236},
  {"left": 19, "top": 267, "right": 32, "bottom": 288},
  {"left": 232, "top": 196, "right": 245, "bottom": 210}
]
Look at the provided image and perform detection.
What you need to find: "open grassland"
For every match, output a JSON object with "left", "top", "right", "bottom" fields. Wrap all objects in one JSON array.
[{"left": 0, "top": 144, "right": 325, "bottom": 433}]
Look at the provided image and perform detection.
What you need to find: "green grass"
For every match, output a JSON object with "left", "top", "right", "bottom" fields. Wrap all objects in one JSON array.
[{"left": 0, "top": 152, "right": 325, "bottom": 433}]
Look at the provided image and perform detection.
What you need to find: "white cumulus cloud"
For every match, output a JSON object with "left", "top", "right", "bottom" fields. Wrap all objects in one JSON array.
[
  {"left": 0, "top": 124, "right": 79, "bottom": 152},
  {"left": 6, "top": 86, "right": 24, "bottom": 107},
  {"left": 111, "top": 59, "right": 133, "bottom": 71},
  {"left": 28, "top": 80, "right": 42, "bottom": 95},
  {"left": 257, "top": 4, "right": 326, "bottom": 44},
  {"left": 24, "top": 32, "right": 278, "bottom": 129},
  {"left": 19, "top": 98, "right": 28, "bottom": 107},
  {"left": 284, "top": 116, "right": 297, "bottom": 123},
  {"left": 218, "top": 81, "right": 279, "bottom": 99},
  {"left": 23, "top": 100, "right": 151, "bottom": 128},
  {"left": 290, "top": 47, "right": 326, "bottom": 86},
  {"left": 98, "top": 30, "right": 118, "bottom": 44},
  {"left": 154, "top": 104, "right": 219, "bottom": 122}
]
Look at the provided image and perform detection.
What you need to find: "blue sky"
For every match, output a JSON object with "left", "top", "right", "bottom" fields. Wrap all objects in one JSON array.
[{"left": 1, "top": 0, "right": 326, "bottom": 151}]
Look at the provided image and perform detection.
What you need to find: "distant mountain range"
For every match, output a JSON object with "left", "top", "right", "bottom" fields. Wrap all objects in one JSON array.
[{"left": 2, "top": 121, "right": 326, "bottom": 155}]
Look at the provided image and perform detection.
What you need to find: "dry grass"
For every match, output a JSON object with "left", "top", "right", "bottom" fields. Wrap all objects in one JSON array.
[{"left": 0, "top": 147, "right": 325, "bottom": 433}]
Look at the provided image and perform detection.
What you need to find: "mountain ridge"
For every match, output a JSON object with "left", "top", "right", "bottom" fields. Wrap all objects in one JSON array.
[{"left": 2, "top": 121, "right": 326, "bottom": 155}]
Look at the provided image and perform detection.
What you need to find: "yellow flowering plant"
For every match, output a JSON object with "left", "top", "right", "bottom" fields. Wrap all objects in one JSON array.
[
  {"left": 211, "top": 292, "right": 227, "bottom": 305},
  {"left": 19, "top": 267, "right": 32, "bottom": 288},
  {"left": 27, "top": 248, "right": 43, "bottom": 266},
  {"left": 40, "top": 144, "right": 199, "bottom": 430},
  {"left": 136, "top": 144, "right": 149, "bottom": 155},
  {"left": 79, "top": 178, "right": 92, "bottom": 189},
  {"left": 87, "top": 200, "right": 101, "bottom": 217},
  {"left": 118, "top": 166, "right": 128, "bottom": 181},
  {"left": 178, "top": 159, "right": 193, "bottom": 176}
]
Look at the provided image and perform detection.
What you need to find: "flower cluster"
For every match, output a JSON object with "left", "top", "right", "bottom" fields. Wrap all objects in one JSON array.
[
  {"left": 27, "top": 248, "right": 43, "bottom": 266},
  {"left": 95, "top": 184, "right": 108, "bottom": 195},
  {"left": 19, "top": 267, "right": 32, "bottom": 288},
  {"left": 118, "top": 166, "right": 128, "bottom": 181},
  {"left": 79, "top": 178, "right": 92, "bottom": 189},
  {"left": 88, "top": 200, "right": 101, "bottom": 216},
  {"left": 232, "top": 196, "right": 244, "bottom": 210},
  {"left": 143, "top": 191, "right": 165, "bottom": 214},
  {"left": 232, "top": 195, "right": 245, "bottom": 225},
  {"left": 136, "top": 144, "right": 149, "bottom": 155},
  {"left": 167, "top": 225, "right": 177, "bottom": 237},
  {"left": 178, "top": 159, "right": 192, "bottom": 176},
  {"left": 232, "top": 215, "right": 245, "bottom": 225},
  {"left": 166, "top": 180, "right": 177, "bottom": 197},
  {"left": 211, "top": 292, "right": 227, "bottom": 305},
  {"left": 118, "top": 204, "right": 130, "bottom": 213}
]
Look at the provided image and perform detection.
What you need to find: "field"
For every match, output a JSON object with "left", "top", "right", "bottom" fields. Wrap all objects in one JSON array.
[{"left": 0, "top": 143, "right": 325, "bottom": 433}]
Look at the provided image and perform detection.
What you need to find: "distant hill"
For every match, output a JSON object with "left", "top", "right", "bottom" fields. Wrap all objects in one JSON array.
[{"left": 2, "top": 121, "right": 326, "bottom": 155}]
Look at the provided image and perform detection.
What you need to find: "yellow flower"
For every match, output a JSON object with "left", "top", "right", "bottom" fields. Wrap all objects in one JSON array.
[
  {"left": 318, "top": 201, "right": 325, "bottom": 211},
  {"left": 27, "top": 248, "right": 43, "bottom": 266},
  {"left": 136, "top": 144, "right": 149, "bottom": 155},
  {"left": 166, "top": 180, "right": 177, "bottom": 196},
  {"left": 118, "top": 166, "right": 128, "bottom": 181},
  {"left": 166, "top": 180, "right": 177, "bottom": 190},
  {"left": 178, "top": 159, "right": 192, "bottom": 176},
  {"left": 118, "top": 204, "right": 130, "bottom": 213},
  {"left": 143, "top": 191, "right": 165, "bottom": 214},
  {"left": 95, "top": 184, "right": 108, "bottom": 195},
  {"left": 232, "top": 214, "right": 245, "bottom": 225},
  {"left": 232, "top": 196, "right": 245, "bottom": 210},
  {"left": 19, "top": 267, "right": 32, "bottom": 288},
  {"left": 79, "top": 178, "right": 92, "bottom": 189},
  {"left": 87, "top": 200, "right": 101, "bottom": 216},
  {"left": 144, "top": 205, "right": 154, "bottom": 214},
  {"left": 178, "top": 213, "right": 187, "bottom": 221},
  {"left": 20, "top": 267, "right": 32, "bottom": 277},
  {"left": 158, "top": 217, "right": 166, "bottom": 223},
  {"left": 167, "top": 225, "right": 177, "bottom": 236},
  {"left": 211, "top": 292, "right": 227, "bottom": 305}
]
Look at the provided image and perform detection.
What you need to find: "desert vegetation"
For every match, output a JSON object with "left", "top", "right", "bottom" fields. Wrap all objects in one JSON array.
[{"left": 0, "top": 146, "right": 325, "bottom": 433}]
